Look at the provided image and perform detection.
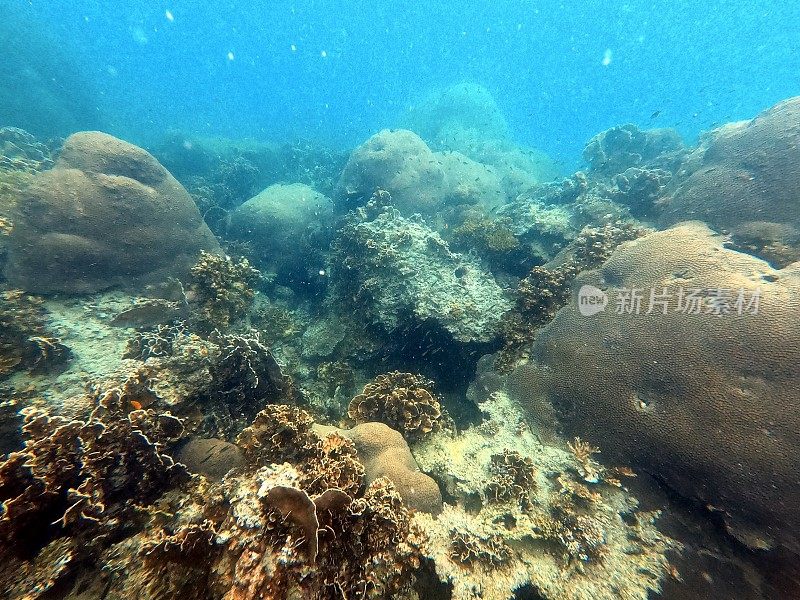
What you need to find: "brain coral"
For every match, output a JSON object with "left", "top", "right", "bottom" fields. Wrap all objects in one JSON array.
[
  {"left": 660, "top": 97, "right": 800, "bottom": 245},
  {"left": 4, "top": 131, "right": 220, "bottom": 294},
  {"left": 515, "top": 222, "right": 800, "bottom": 554},
  {"left": 316, "top": 421, "right": 443, "bottom": 515}
]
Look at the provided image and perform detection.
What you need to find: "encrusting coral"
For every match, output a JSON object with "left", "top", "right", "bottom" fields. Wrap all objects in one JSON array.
[{"left": 348, "top": 371, "right": 443, "bottom": 442}]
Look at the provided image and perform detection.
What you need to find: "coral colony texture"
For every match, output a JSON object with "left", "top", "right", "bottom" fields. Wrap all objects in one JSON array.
[{"left": 2, "top": 85, "right": 800, "bottom": 600}]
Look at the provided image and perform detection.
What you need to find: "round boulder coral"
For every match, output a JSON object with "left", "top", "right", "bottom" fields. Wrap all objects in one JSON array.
[
  {"left": 4, "top": 131, "right": 220, "bottom": 294},
  {"left": 515, "top": 222, "right": 800, "bottom": 554},
  {"left": 335, "top": 129, "right": 447, "bottom": 214},
  {"left": 660, "top": 97, "right": 800, "bottom": 257},
  {"left": 228, "top": 183, "right": 334, "bottom": 283}
]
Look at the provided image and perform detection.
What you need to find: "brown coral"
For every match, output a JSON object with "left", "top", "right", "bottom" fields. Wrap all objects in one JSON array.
[
  {"left": 324, "top": 421, "right": 443, "bottom": 514},
  {"left": 237, "top": 406, "right": 365, "bottom": 497},
  {"left": 518, "top": 222, "right": 800, "bottom": 554},
  {"left": 450, "top": 530, "right": 512, "bottom": 566},
  {"left": 485, "top": 449, "right": 537, "bottom": 506},
  {"left": 236, "top": 404, "right": 319, "bottom": 465},
  {"left": 4, "top": 131, "right": 221, "bottom": 294},
  {"left": 0, "top": 289, "right": 70, "bottom": 378},
  {"left": 187, "top": 250, "right": 261, "bottom": 331},
  {"left": 348, "top": 371, "right": 442, "bottom": 442},
  {"left": 0, "top": 398, "right": 188, "bottom": 592}
]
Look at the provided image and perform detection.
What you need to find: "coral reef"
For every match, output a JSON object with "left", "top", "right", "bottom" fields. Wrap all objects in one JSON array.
[
  {"left": 449, "top": 530, "right": 512, "bottom": 566},
  {"left": 236, "top": 404, "right": 319, "bottom": 465},
  {"left": 485, "top": 449, "right": 536, "bottom": 506},
  {"left": 451, "top": 213, "right": 520, "bottom": 254},
  {"left": 0, "top": 289, "right": 70, "bottom": 378},
  {"left": 317, "top": 421, "right": 444, "bottom": 514},
  {"left": 348, "top": 371, "right": 442, "bottom": 442},
  {"left": 187, "top": 251, "right": 261, "bottom": 331},
  {"left": 496, "top": 222, "right": 646, "bottom": 371},
  {"left": 583, "top": 124, "right": 685, "bottom": 176},
  {"left": 413, "top": 391, "right": 678, "bottom": 600},
  {"left": 175, "top": 438, "right": 245, "bottom": 480},
  {"left": 516, "top": 222, "right": 800, "bottom": 554},
  {"left": 0, "top": 390, "right": 187, "bottom": 594},
  {"left": 331, "top": 195, "right": 512, "bottom": 344},
  {"left": 660, "top": 96, "right": 800, "bottom": 260},
  {"left": 4, "top": 131, "right": 220, "bottom": 294},
  {"left": 335, "top": 128, "right": 448, "bottom": 213}
]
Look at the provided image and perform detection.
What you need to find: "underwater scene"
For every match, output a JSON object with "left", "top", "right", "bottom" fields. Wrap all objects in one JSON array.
[{"left": 1, "top": 1, "right": 800, "bottom": 598}]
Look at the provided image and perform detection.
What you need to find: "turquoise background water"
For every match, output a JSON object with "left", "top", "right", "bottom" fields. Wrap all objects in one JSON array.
[{"left": 8, "top": 0, "right": 800, "bottom": 164}]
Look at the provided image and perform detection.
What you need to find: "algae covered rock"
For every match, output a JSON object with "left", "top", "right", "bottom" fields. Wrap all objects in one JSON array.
[
  {"left": 4, "top": 131, "right": 220, "bottom": 294},
  {"left": 515, "top": 222, "right": 800, "bottom": 554},
  {"left": 331, "top": 200, "right": 512, "bottom": 344}
]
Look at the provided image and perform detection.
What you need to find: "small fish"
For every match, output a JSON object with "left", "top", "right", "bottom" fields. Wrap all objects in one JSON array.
[
  {"left": 650, "top": 110, "right": 661, "bottom": 119},
  {"left": 129, "top": 400, "right": 143, "bottom": 410}
]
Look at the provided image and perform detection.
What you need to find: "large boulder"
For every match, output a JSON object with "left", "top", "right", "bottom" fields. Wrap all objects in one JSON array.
[
  {"left": 513, "top": 222, "right": 800, "bottom": 554},
  {"left": 228, "top": 183, "right": 334, "bottom": 282},
  {"left": 660, "top": 97, "right": 800, "bottom": 258},
  {"left": 5, "top": 132, "right": 220, "bottom": 294},
  {"left": 335, "top": 129, "right": 447, "bottom": 214}
]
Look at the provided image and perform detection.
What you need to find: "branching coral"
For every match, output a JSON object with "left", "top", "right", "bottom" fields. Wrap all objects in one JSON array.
[
  {"left": 348, "top": 371, "right": 442, "bottom": 442},
  {"left": 187, "top": 251, "right": 261, "bottom": 331},
  {"left": 485, "top": 449, "right": 537, "bottom": 506}
]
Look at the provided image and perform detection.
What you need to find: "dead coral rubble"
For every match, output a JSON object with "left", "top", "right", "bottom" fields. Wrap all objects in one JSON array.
[{"left": 348, "top": 371, "right": 442, "bottom": 442}]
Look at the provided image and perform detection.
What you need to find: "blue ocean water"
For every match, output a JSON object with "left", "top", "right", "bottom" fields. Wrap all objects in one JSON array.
[{"left": 9, "top": 0, "right": 800, "bottom": 164}]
